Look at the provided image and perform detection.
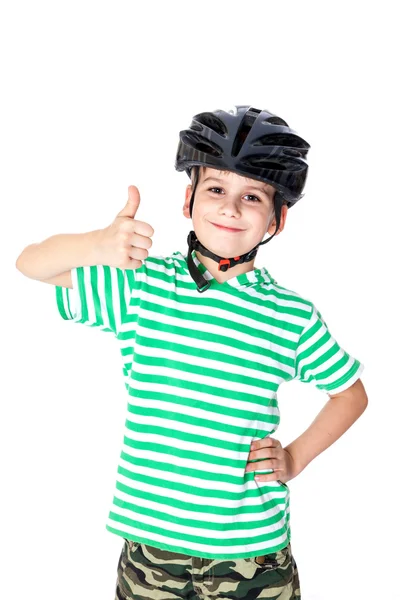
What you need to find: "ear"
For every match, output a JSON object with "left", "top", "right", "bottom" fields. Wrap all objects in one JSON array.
[
  {"left": 267, "top": 204, "right": 288, "bottom": 235},
  {"left": 183, "top": 184, "right": 192, "bottom": 219}
]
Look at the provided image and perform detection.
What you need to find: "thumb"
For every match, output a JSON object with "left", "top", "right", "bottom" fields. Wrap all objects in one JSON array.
[{"left": 117, "top": 185, "right": 141, "bottom": 219}]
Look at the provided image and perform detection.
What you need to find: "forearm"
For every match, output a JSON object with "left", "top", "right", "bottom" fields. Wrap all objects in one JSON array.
[
  {"left": 15, "top": 230, "right": 103, "bottom": 280},
  {"left": 284, "top": 392, "right": 368, "bottom": 475}
]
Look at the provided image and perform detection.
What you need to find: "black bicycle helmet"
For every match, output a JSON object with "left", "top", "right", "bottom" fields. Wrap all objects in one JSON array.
[{"left": 175, "top": 105, "right": 310, "bottom": 293}]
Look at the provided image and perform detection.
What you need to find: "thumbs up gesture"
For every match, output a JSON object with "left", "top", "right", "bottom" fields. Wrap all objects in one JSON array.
[{"left": 96, "top": 186, "right": 154, "bottom": 270}]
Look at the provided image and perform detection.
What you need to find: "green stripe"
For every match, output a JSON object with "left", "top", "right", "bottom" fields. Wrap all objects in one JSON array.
[
  {"left": 297, "top": 330, "right": 336, "bottom": 380},
  {"left": 120, "top": 441, "right": 270, "bottom": 475},
  {"left": 314, "top": 349, "right": 350, "bottom": 382},
  {"left": 127, "top": 387, "right": 278, "bottom": 419},
  {"left": 128, "top": 371, "right": 280, "bottom": 406},
  {"left": 76, "top": 267, "right": 89, "bottom": 323},
  {"left": 136, "top": 282, "right": 310, "bottom": 328},
  {"left": 115, "top": 473, "right": 285, "bottom": 509},
  {"left": 128, "top": 404, "right": 279, "bottom": 438},
  {"left": 88, "top": 265, "right": 102, "bottom": 327},
  {"left": 134, "top": 332, "right": 292, "bottom": 379},
  {"left": 130, "top": 352, "right": 283, "bottom": 392},
  {"left": 111, "top": 494, "right": 284, "bottom": 529},
  {"left": 125, "top": 419, "right": 276, "bottom": 452},
  {"left": 108, "top": 508, "right": 287, "bottom": 547},
  {"left": 105, "top": 524, "right": 289, "bottom": 559},
  {"left": 131, "top": 316, "right": 297, "bottom": 360},
  {"left": 318, "top": 359, "right": 362, "bottom": 391},
  {"left": 55, "top": 286, "right": 69, "bottom": 320},
  {"left": 103, "top": 266, "right": 116, "bottom": 333}
]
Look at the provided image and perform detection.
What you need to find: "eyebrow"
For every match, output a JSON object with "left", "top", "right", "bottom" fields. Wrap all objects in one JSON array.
[{"left": 202, "top": 176, "right": 272, "bottom": 197}]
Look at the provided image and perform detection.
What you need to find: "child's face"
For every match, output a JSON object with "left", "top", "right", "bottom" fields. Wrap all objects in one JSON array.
[{"left": 183, "top": 167, "right": 287, "bottom": 264}]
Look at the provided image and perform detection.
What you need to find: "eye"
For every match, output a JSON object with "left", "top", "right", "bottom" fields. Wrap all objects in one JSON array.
[
  {"left": 244, "top": 194, "right": 261, "bottom": 203},
  {"left": 208, "top": 187, "right": 261, "bottom": 203}
]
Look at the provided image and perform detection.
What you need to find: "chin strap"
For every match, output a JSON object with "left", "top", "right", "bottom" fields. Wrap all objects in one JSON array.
[
  {"left": 185, "top": 230, "right": 257, "bottom": 292},
  {"left": 186, "top": 211, "right": 282, "bottom": 294},
  {"left": 186, "top": 168, "right": 283, "bottom": 293}
]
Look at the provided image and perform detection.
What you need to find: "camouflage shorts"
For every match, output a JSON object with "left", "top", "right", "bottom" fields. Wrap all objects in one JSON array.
[{"left": 114, "top": 538, "right": 301, "bottom": 599}]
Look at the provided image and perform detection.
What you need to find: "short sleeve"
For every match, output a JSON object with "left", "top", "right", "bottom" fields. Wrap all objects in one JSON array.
[
  {"left": 293, "top": 303, "right": 364, "bottom": 395},
  {"left": 55, "top": 264, "right": 140, "bottom": 337}
]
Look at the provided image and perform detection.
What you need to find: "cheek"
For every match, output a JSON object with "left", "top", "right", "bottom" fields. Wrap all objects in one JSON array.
[
  {"left": 263, "top": 209, "right": 274, "bottom": 228},
  {"left": 249, "top": 209, "right": 270, "bottom": 229},
  {"left": 191, "top": 207, "right": 205, "bottom": 230},
  {"left": 191, "top": 198, "right": 210, "bottom": 220}
]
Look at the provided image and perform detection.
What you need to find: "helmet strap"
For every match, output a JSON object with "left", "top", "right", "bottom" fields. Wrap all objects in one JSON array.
[{"left": 186, "top": 172, "right": 282, "bottom": 293}]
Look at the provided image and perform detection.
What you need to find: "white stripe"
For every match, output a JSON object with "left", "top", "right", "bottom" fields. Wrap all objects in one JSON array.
[
  {"left": 115, "top": 466, "right": 287, "bottom": 510},
  {"left": 129, "top": 340, "right": 284, "bottom": 380},
  {"left": 117, "top": 455, "right": 275, "bottom": 495},
  {"left": 126, "top": 380, "right": 278, "bottom": 418},
  {"left": 124, "top": 320, "right": 294, "bottom": 378},
  {"left": 123, "top": 397, "right": 279, "bottom": 434},
  {"left": 110, "top": 497, "right": 286, "bottom": 540},
  {"left": 112, "top": 488, "right": 286, "bottom": 526},
  {"left": 105, "top": 515, "right": 289, "bottom": 556},
  {"left": 121, "top": 432, "right": 263, "bottom": 466},
  {"left": 130, "top": 286, "right": 305, "bottom": 339},
  {"left": 128, "top": 361, "right": 280, "bottom": 400},
  {"left": 123, "top": 412, "right": 276, "bottom": 447},
  {"left": 324, "top": 362, "right": 365, "bottom": 393}
]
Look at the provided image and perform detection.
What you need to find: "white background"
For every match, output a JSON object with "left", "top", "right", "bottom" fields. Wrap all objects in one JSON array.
[{"left": 2, "top": 1, "right": 399, "bottom": 599}]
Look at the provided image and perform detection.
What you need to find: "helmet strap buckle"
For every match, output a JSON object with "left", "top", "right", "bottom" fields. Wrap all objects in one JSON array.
[{"left": 218, "top": 256, "right": 241, "bottom": 272}]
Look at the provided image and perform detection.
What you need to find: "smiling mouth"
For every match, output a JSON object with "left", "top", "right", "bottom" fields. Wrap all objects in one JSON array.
[{"left": 211, "top": 222, "right": 244, "bottom": 232}]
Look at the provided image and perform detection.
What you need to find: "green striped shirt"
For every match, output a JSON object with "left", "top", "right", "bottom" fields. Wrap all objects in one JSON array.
[{"left": 55, "top": 249, "right": 364, "bottom": 559}]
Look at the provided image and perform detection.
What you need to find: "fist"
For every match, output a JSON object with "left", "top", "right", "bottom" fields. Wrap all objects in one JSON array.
[{"left": 96, "top": 185, "right": 154, "bottom": 270}]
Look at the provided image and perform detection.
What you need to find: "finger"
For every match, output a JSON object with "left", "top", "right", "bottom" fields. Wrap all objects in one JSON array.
[
  {"left": 249, "top": 447, "right": 274, "bottom": 460},
  {"left": 128, "top": 219, "right": 155, "bottom": 239},
  {"left": 128, "top": 230, "right": 153, "bottom": 249},
  {"left": 125, "top": 258, "right": 143, "bottom": 270},
  {"left": 128, "top": 246, "right": 149, "bottom": 261},
  {"left": 117, "top": 185, "right": 141, "bottom": 219},
  {"left": 246, "top": 458, "right": 282, "bottom": 472},
  {"left": 252, "top": 437, "right": 278, "bottom": 450},
  {"left": 266, "top": 437, "right": 281, "bottom": 447},
  {"left": 254, "top": 474, "right": 287, "bottom": 483}
]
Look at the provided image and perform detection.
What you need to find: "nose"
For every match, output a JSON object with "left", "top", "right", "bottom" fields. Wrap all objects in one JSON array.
[{"left": 219, "top": 195, "right": 242, "bottom": 215}]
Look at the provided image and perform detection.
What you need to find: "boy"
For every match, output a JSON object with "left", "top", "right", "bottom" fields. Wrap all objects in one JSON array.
[{"left": 16, "top": 105, "right": 367, "bottom": 599}]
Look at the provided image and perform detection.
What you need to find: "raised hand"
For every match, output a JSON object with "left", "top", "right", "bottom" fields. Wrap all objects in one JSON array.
[{"left": 95, "top": 185, "right": 154, "bottom": 270}]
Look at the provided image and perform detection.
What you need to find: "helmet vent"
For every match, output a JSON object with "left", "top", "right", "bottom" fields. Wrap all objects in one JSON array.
[
  {"left": 243, "top": 156, "right": 286, "bottom": 171},
  {"left": 231, "top": 107, "right": 261, "bottom": 158},
  {"left": 181, "top": 132, "right": 223, "bottom": 157},
  {"left": 264, "top": 116, "right": 289, "bottom": 127},
  {"left": 192, "top": 112, "right": 227, "bottom": 137},
  {"left": 253, "top": 133, "right": 310, "bottom": 149},
  {"left": 282, "top": 148, "right": 302, "bottom": 158}
]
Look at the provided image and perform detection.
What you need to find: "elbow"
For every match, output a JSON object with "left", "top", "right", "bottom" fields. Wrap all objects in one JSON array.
[
  {"left": 15, "top": 254, "right": 24, "bottom": 273},
  {"left": 15, "top": 248, "right": 33, "bottom": 278},
  {"left": 16, "top": 244, "right": 36, "bottom": 276},
  {"left": 16, "top": 252, "right": 27, "bottom": 275}
]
